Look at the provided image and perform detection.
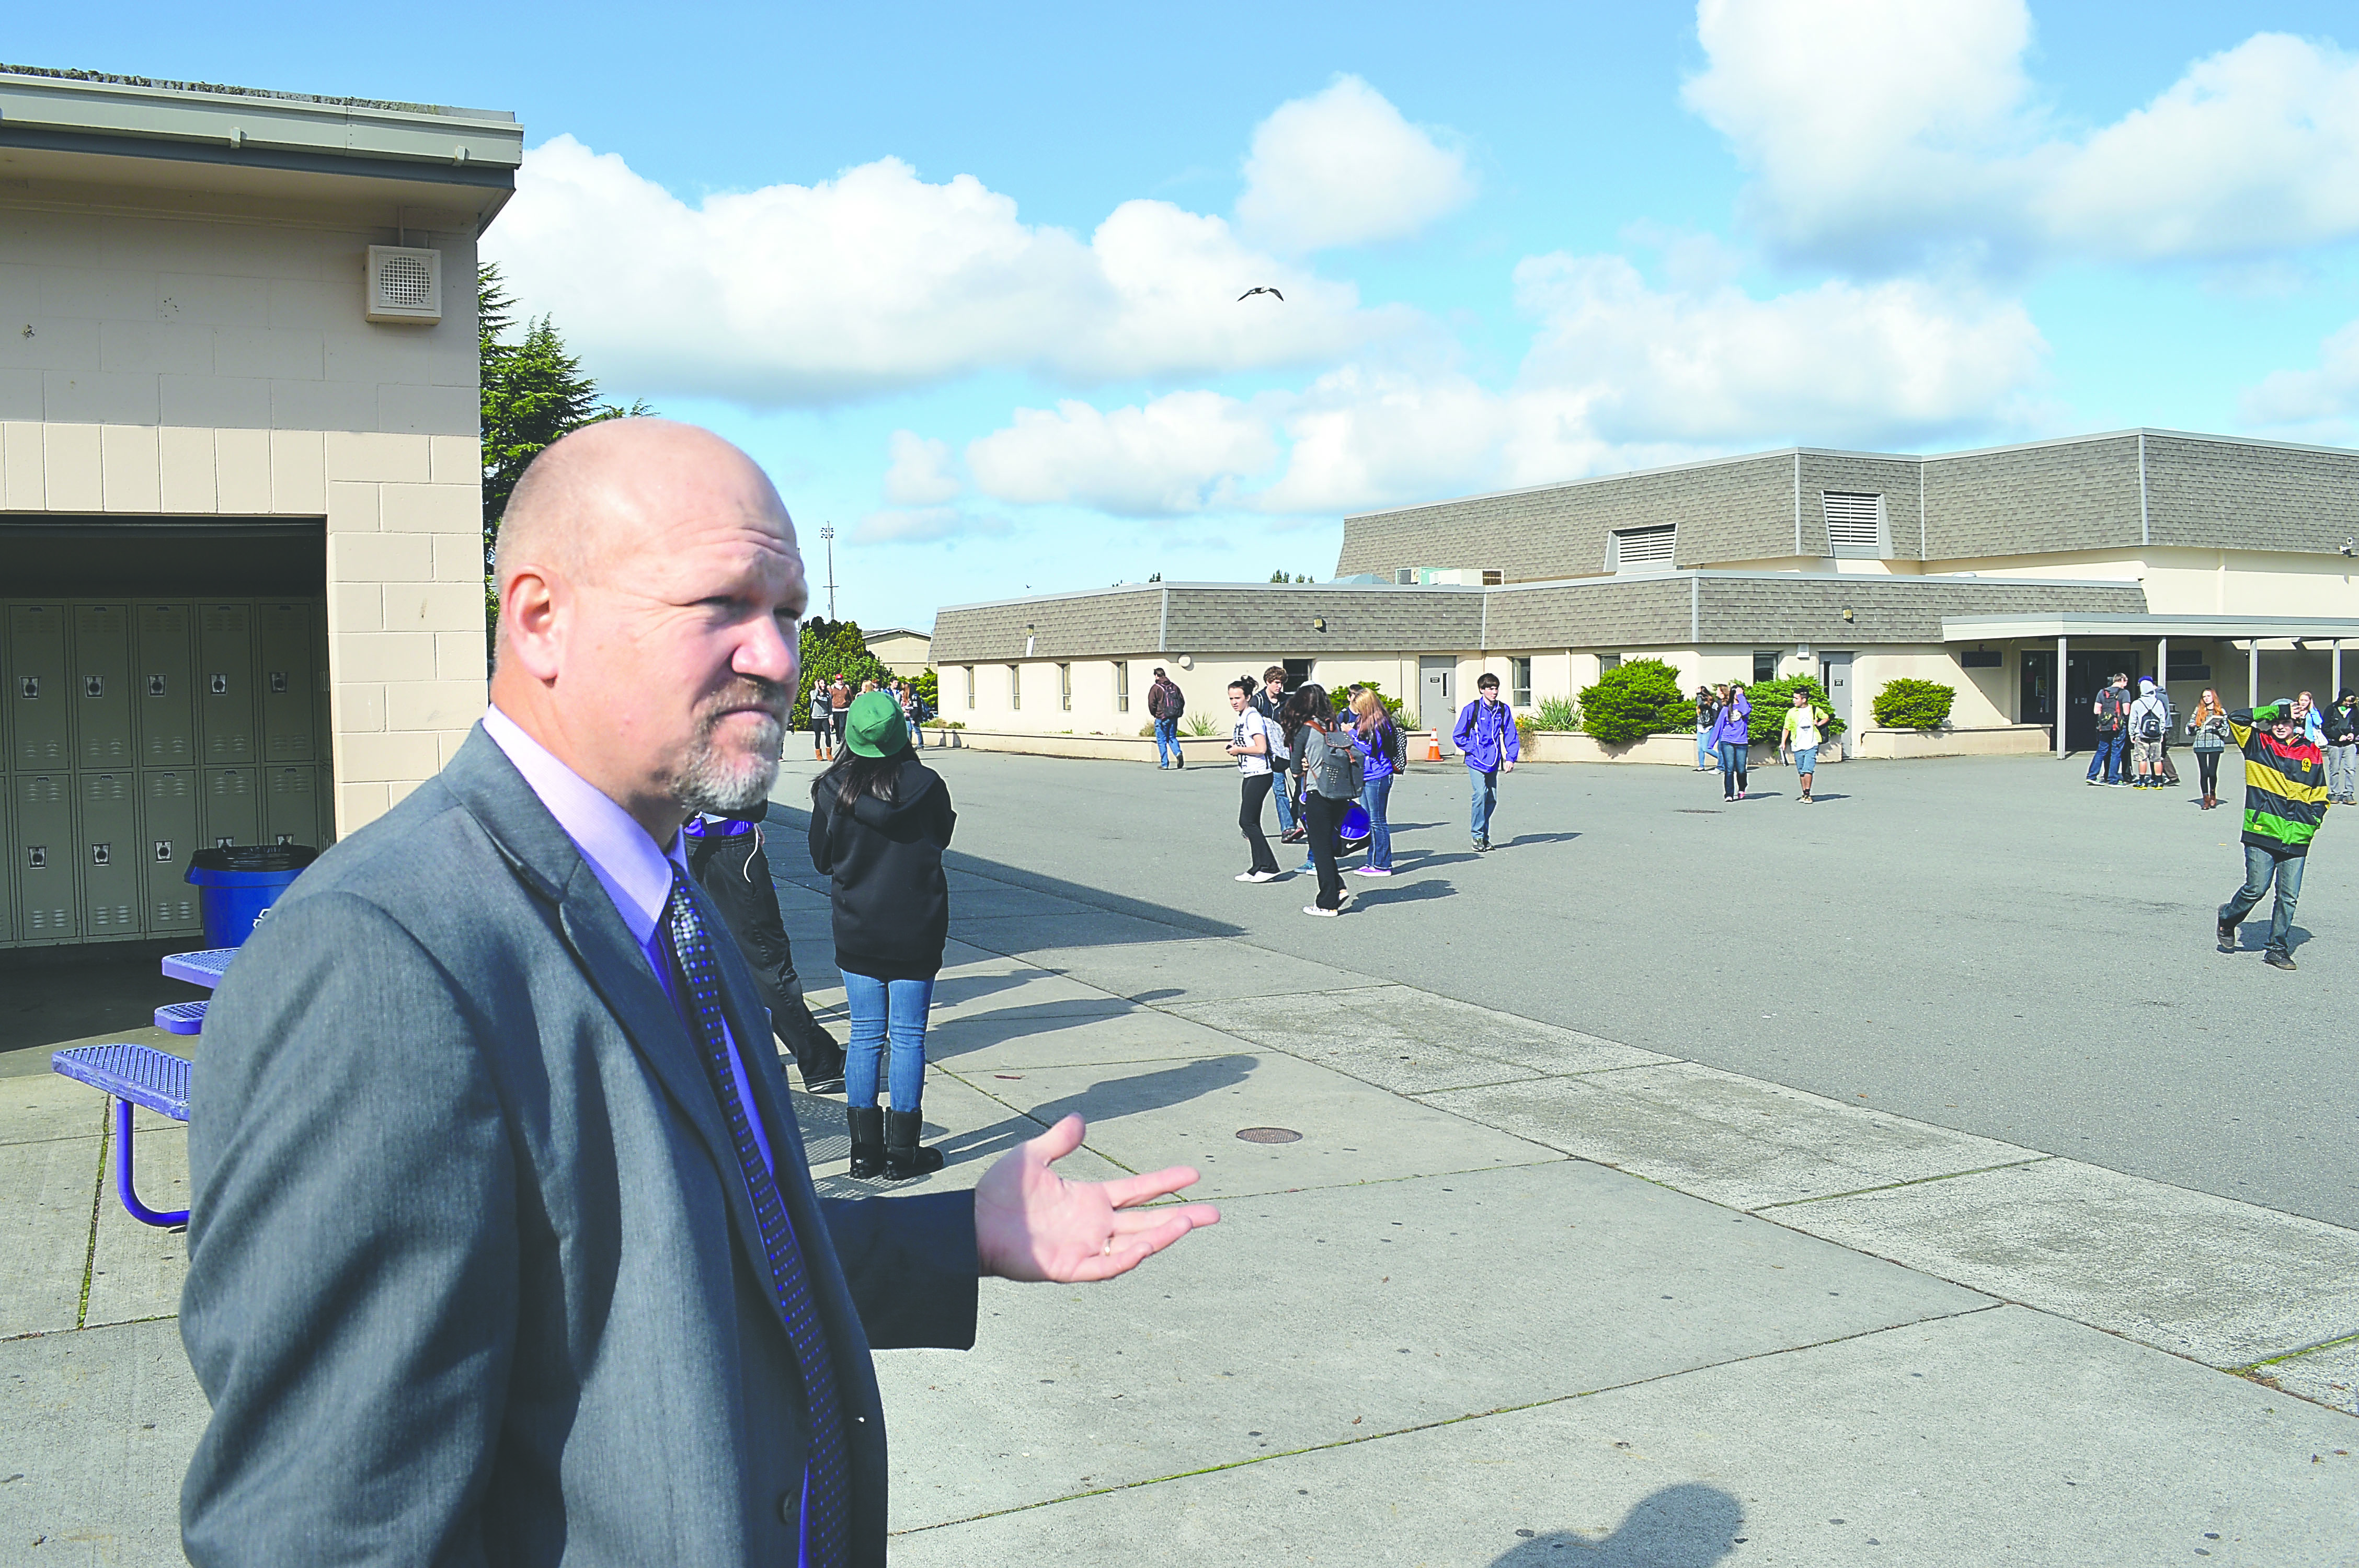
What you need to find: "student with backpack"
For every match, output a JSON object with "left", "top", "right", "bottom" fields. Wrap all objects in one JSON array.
[
  {"left": 1252, "top": 668, "right": 1300, "bottom": 841},
  {"left": 1289, "top": 685, "right": 1359, "bottom": 915},
  {"left": 1147, "top": 666, "right": 1187, "bottom": 769},
  {"left": 2086, "top": 672, "right": 2129, "bottom": 786},
  {"left": 1348, "top": 689, "right": 1401, "bottom": 875},
  {"left": 2128, "top": 677, "right": 2170, "bottom": 790},
  {"left": 2324, "top": 689, "right": 2359, "bottom": 805},
  {"left": 1225, "top": 678, "right": 1282, "bottom": 883}
]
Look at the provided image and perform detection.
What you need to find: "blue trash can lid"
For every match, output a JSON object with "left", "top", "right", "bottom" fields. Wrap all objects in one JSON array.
[{"left": 189, "top": 844, "right": 318, "bottom": 875}]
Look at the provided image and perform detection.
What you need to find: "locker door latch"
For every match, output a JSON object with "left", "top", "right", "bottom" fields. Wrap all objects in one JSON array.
[
  {"left": 270, "top": 671, "right": 289, "bottom": 693},
  {"left": 90, "top": 843, "right": 111, "bottom": 867},
  {"left": 26, "top": 846, "right": 45, "bottom": 869},
  {"left": 17, "top": 677, "right": 35, "bottom": 699},
  {"left": 148, "top": 674, "right": 167, "bottom": 697},
  {"left": 210, "top": 674, "right": 228, "bottom": 695},
  {"left": 154, "top": 840, "right": 174, "bottom": 862},
  {"left": 83, "top": 675, "right": 104, "bottom": 698}
]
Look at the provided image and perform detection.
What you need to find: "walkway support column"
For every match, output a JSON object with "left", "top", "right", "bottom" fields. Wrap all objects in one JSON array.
[
  {"left": 2334, "top": 640, "right": 2343, "bottom": 699},
  {"left": 2057, "top": 635, "right": 2068, "bottom": 758},
  {"left": 2158, "top": 636, "right": 2169, "bottom": 701},
  {"left": 2249, "top": 640, "right": 2260, "bottom": 709}
]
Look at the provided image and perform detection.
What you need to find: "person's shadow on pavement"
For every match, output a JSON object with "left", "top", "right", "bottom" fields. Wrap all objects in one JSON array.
[{"left": 1486, "top": 1483, "right": 1743, "bottom": 1565}]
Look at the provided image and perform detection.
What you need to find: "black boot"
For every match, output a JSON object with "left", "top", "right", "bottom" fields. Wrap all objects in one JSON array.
[
  {"left": 847, "top": 1106, "right": 886, "bottom": 1181},
  {"left": 884, "top": 1109, "right": 945, "bottom": 1181}
]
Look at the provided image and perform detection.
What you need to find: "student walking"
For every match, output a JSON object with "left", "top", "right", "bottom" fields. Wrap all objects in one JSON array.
[
  {"left": 686, "top": 812, "right": 846, "bottom": 1092},
  {"left": 1711, "top": 682, "right": 1753, "bottom": 801},
  {"left": 809, "top": 690, "right": 958, "bottom": 1179},
  {"left": 828, "top": 674, "right": 853, "bottom": 756},
  {"left": 2216, "top": 699, "right": 2329, "bottom": 970},
  {"left": 1291, "top": 686, "right": 1358, "bottom": 915},
  {"left": 2188, "top": 689, "right": 2231, "bottom": 810},
  {"left": 1148, "top": 666, "right": 1187, "bottom": 769},
  {"left": 1253, "top": 667, "right": 1301, "bottom": 841},
  {"left": 1348, "top": 689, "right": 1400, "bottom": 875},
  {"left": 2128, "top": 677, "right": 2170, "bottom": 790},
  {"left": 1693, "top": 686, "right": 1718, "bottom": 771},
  {"left": 1780, "top": 687, "right": 1832, "bottom": 804},
  {"left": 2086, "top": 672, "right": 2130, "bottom": 786},
  {"left": 1226, "top": 678, "right": 1281, "bottom": 882},
  {"left": 1453, "top": 673, "right": 1520, "bottom": 851},
  {"left": 2324, "top": 690, "right": 2359, "bottom": 805}
]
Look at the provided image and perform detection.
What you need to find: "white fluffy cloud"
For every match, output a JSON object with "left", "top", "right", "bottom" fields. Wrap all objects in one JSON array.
[
  {"left": 1235, "top": 75, "right": 1475, "bottom": 253},
  {"left": 966, "top": 391, "right": 1280, "bottom": 516},
  {"left": 486, "top": 136, "right": 1404, "bottom": 406},
  {"left": 882, "top": 431, "right": 961, "bottom": 505},
  {"left": 1684, "top": 0, "right": 2359, "bottom": 268},
  {"left": 956, "top": 258, "right": 2048, "bottom": 518},
  {"left": 2241, "top": 320, "right": 2359, "bottom": 432},
  {"left": 854, "top": 506, "right": 1011, "bottom": 545}
]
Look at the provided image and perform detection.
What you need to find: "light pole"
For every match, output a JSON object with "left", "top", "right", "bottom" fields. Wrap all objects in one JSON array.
[{"left": 818, "top": 524, "right": 837, "bottom": 621}]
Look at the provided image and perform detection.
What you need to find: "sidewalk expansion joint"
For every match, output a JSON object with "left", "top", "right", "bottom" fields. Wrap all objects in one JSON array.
[
  {"left": 2234, "top": 1329, "right": 2359, "bottom": 1373},
  {"left": 75, "top": 1114, "right": 107, "bottom": 1330},
  {"left": 1748, "top": 1157, "right": 2058, "bottom": 1210},
  {"left": 885, "top": 1302, "right": 2011, "bottom": 1540}
]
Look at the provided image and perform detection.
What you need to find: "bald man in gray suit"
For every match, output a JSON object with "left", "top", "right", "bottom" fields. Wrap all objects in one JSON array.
[{"left": 179, "top": 420, "right": 1217, "bottom": 1567}]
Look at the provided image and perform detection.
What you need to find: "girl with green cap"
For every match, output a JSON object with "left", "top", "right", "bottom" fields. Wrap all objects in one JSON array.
[{"left": 809, "top": 689, "right": 958, "bottom": 1179}]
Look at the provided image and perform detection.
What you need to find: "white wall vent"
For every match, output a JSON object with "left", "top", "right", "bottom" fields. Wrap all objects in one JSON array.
[
  {"left": 365, "top": 245, "right": 443, "bottom": 324},
  {"left": 1822, "top": 492, "right": 1888, "bottom": 557},
  {"left": 1610, "top": 525, "right": 1676, "bottom": 574},
  {"left": 1395, "top": 567, "right": 1417, "bottom": 585}
]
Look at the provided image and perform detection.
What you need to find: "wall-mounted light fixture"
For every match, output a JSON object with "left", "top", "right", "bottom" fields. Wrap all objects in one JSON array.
[
  {"left": 1841, "top": 607, "right": 1856, "bottom": 623},
  {"left": 1311, "top": 617, "right": 1327, "bottom": 632}
]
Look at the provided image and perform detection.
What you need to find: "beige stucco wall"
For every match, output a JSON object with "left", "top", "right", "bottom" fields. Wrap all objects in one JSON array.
[{"left": 0, "top": 197, "right": 486, "bottom": 837}]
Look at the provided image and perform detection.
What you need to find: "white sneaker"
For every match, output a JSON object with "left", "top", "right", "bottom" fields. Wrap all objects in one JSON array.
[
  {"left": 1302, "top": 904, "right": 1339, "bottom": 917},
  {"left": 1236, "top": 870, "right": 1279, "bottom": 883}
]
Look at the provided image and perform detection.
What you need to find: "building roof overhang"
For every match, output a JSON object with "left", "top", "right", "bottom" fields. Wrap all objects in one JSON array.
[
  {"left": 0, "top": 66, "right": 521, "bottom": 225},
  {"left": 1944, "top": 614, "right": 2359, "bottom": 642}
]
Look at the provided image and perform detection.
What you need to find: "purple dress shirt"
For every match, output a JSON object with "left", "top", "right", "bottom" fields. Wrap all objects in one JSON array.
[{"left": 482, "top": 707, "right": 775, "bottom": 1175}]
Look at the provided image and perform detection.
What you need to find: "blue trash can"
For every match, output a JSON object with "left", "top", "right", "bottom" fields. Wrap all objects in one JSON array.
[{"left": 186, "top": 845, "right": 318, "bottom": 949}]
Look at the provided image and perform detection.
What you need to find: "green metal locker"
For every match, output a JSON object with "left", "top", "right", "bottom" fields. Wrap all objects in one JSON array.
[
  {"left": 201, "top": 765, "right": 260, "bottom": 847},
  {"left": 262, "top": 764, "right": 319, "bottom": 848},
  {"left": 312, "top": 597, "right": 331, "bottom": 776},
  {"left": 8, "top": 604, "right": 71, "bottom": 770},
  {"left": 259, "top": 601, "right": 315, "bottom": 763},
  {"left": 140, "top": 769, "right": 202, "bottom": 935},
  {"left": 317, "top": 762, "right": 337, "bottom": 846},
  {"left": 72, "top": 603, "right": 136, "bottom": 769},
  {"left": 198, "top": 602, "right": 259, "bottom": 766},
  {"left": 14, "top": 771, "right": 77, "bottom": 939},
  {"left": 0, "top": 786, "right": 13, "bottom": 947},
  {"left": 136, "top": 602, "right": 198, "bottom": 767},
  {"left": 77, "top": 769, "right": 140, "bottom": 937}
]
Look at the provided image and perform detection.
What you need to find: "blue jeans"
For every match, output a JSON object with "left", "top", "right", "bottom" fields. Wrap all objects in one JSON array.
[
  {"left": 2086, "top": 731, "right": 2124, "bottom": 782},
  {"left": 1696, "top": 729, "right": 1713, "bottom": 767},
  {"left": 1154, "top": 719, "right": 1182, "bottom": 767},
  {"left": 1717, "top": 740, "right": 1748, "bottom": 794},
  {"left": 1469, "top": 768, "right": 1498, "bottom": 842},
  {"left": 841, "top": 971, "right": 935, "bottom": 1112},
  {"left": 1273, "top": 766, "right": 1297, "bottom": 833},
  {"left": 2222, "top": 845, "right": 2305, "bottom": 959},
  {"left": 1359, "top": 773, "right": 1393, "bottom": 869}
]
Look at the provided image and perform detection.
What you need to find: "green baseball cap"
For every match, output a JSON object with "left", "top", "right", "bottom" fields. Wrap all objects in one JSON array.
[{"left": 843, "top": 689, "right": 909, "bottom": 757}]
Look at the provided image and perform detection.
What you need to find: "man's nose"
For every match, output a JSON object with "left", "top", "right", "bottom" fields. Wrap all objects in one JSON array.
[{"left": 736, "top": 614, "right": 796, "bottom": 686}]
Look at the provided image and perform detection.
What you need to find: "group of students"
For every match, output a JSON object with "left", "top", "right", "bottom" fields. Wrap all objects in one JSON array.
[
  {"left": 807, "top": 673, "right": 932, "bottom": 758},
  {"left": 1221, "top": 667, "right": 1525, "bottom": 916},
  {"left": 1692, "top": 683, "right": 1834, "bottom": 804}
]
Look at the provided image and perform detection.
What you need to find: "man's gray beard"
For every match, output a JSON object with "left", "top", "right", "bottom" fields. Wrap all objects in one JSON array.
[{"left": 673, "top": 713, "right": 784, "bottom": 815}]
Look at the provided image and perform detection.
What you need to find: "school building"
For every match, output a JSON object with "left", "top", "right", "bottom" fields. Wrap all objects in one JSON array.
[
  {"left": 0, "top": 66, "right": 520, "bottom": 949},
  {"left": 929, "top": 429, "right": 2359, "bottom": 754}
]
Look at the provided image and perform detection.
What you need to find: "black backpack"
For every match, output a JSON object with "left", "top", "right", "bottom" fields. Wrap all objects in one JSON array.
[{"left": 2137, "top": 705, "right": 2162, "bottom": 742}]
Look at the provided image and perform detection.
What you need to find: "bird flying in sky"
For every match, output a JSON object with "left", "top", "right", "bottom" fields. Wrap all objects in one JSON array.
[{"left": 1237, "top": 286, "right": 1284, "bottom": 302}]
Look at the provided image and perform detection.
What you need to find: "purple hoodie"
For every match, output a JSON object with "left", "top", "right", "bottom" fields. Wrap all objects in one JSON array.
[{"left": 1710, "top": 693, "right": 1751, "bottom": 746}]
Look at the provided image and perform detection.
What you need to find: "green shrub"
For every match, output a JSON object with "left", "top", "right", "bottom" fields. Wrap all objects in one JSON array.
[
  {"left": 1741, "top": 676, "right": 1846, "bottom": 746},
  {"left": 1533, "top": 695, "right": 1581, "bottom": 731},
  {"left": 1576, "top": 658, "right": 1688, "bottom": 745},
  {"left": 1514, "top": 713, "right": 1538, "bottom": 750},
  {"left": 1184, "top": 712, "right": 1217, "bottom": 737},
  {"left": 1872, "top": 678, "right": 1955, "bottom": 730},
  {"left": 791, "top": 618, "right": 890, "bottom": 727}
]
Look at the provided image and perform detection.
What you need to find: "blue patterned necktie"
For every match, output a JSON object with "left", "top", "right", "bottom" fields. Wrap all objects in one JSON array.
[{"left": 665, "top": 863, "right": 849, "bottom": 1566}]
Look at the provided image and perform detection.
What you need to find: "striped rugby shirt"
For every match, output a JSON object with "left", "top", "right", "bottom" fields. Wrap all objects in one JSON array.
[{"left": 2228, "top": 705, "right": 2328, "bottom": 855}]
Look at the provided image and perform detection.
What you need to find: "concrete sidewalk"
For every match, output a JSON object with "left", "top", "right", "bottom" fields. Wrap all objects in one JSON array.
[{"left": 4, "top": 810, "right": 2353, "bottom": 1564}]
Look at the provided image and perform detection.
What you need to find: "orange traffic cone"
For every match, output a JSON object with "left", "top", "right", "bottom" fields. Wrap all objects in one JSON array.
[{"left": 1426, "top": 735, "right": 1442, "bottom": 762}]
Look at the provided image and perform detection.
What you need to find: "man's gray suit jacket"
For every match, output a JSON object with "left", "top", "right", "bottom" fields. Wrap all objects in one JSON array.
[{"left": 179, "top": 726, "right": 978, "bottom": 1566}]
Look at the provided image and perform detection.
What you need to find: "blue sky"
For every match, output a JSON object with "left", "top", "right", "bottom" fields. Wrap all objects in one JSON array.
[{"left": 31, "top": 2, "right": 2359, "bottom": 630}]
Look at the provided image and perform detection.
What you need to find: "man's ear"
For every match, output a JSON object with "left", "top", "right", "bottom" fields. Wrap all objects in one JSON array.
[{"left": 500, "top": 567, "right": 566, "bottom": 682}]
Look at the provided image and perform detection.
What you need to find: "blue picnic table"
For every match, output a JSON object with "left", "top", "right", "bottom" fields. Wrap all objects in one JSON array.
[{"left": 52, "top": 1043, "right": 191, "bottom": 1227}]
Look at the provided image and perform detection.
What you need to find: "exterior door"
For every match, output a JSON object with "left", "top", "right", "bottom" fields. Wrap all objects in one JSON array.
[
  {"left": 1420, "top": 658, "right": 1455, "bottom": 735},
  {"left": 2020, "top": 649, "right": 2055, "bottom": 735},
  {"left": 1819, "top": 653, "right": 1854, "bottom": 748},
  {"left": 2065, "top": 651, "right": 2138, "bottom": 752}
]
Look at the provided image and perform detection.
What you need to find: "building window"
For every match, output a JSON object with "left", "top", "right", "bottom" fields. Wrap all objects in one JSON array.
[
  {"left": 1284, "top": 658, "right": 1313, "bottom": 687},
  {"left": 1394, "top": 567, "right": 1417, "bottom": 585},
  {"left": 1599, "top": 653, "right": 1622, "bottom": 672},
  {"left": 962, "top": 665, "right": 975, "bottom": 709},
  {"left": 1007, "top": 664, "right": 1021, "bottom": 710},
  {"left": 1610, "top": 526, "right": 1675, "bottom": 574},
  {"left": 1482, "top": 569, "right": 1505, "bottom": 586},
  {"left": 1822, "top": 492, "right": 1888, "bottom": 558},
  {"left": 1115, "top": 661, "right": 1129, "bottom": 713},
  {"left": 1058, "top": 662, "right": 1072, "bottom": 711},
  {"left": 1510, "top": 658, "right": 1532, "bottom": 707},
  {"left": 1753, "top": 650, "right": 1777, "bottom": 683}
]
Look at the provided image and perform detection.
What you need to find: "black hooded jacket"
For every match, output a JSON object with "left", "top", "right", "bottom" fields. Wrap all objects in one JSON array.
[{"left": 808, "top": 754, "right": 956, "bottom": 981}]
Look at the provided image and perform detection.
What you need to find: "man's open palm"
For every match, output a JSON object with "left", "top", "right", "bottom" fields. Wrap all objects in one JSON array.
[{"left": 974, "top": 1114, "right": 1220, "bottom": 1283}]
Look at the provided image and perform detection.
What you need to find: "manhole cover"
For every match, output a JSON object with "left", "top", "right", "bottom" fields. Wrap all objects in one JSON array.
[
  {"left": 1235, "top": 1126, "right": 1302, "bottom": 1144},
  {"left": 1675, "top": 809, "right": 1721, "bottom": 814}
]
